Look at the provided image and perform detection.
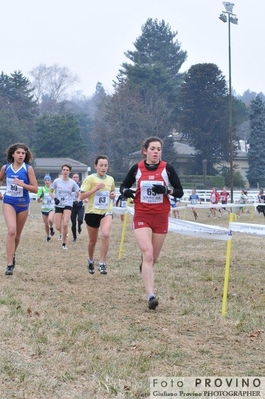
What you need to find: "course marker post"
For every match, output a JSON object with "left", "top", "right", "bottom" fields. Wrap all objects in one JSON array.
[
  {"left": 118, "top": 199, "right": 130, "bottom": 259},
  {"left": 222, "top": 212, "right": 236, "bottom": 316},
  {"left": 251, "top": 204, "right": 255, "bottom": 219},
  {"left": 184, "top": 204, "right": 187, "bottom": 219}
]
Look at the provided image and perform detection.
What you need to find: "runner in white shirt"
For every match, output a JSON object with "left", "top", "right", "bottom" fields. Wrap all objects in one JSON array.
[{"left": 50, "top": 164, "right": 79, "bottom": 249}]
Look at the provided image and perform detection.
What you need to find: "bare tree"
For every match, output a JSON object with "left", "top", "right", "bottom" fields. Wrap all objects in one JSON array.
[{"left": 30, "top": 64, "right": 79, "bottom": 108}]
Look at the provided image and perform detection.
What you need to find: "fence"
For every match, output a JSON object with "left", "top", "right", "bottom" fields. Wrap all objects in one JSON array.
[
  {"left": 0, "top": 187, "right": 260, "bottom": 204},
  {"left": 181, "top": 189, "right": 259, "bottom": 204},
  {"left": 0, "top": 187, "right": 37, "bottom": 200}
]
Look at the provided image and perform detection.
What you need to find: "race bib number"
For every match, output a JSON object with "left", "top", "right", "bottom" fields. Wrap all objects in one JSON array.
[
  {"left": 120, "top": 200, "right": 127, "bottom": 208},
  {"left": 58, "top": 190, "right": 69, "bottom": 206},
  {"left": 6, "top": 177, "right": 23, "bottom": 197},
  {"left": 43, "top": 193, "right": 53, "bottom": 206},
  {"left": 93, "top": 190, "right": 110, "bottom": 209},
  {"left": 140, "top": 180, "right": 163, "bottom": 204}
]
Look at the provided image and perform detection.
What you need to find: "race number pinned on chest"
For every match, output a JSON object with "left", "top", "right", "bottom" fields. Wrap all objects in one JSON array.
[
  {"left": 93, "top": 190, "right": 109, "bottom": 209},
  {"left": 6, "top": 178, "right": 23, "bottom": 197},
  {"left": 140, "top": 180, "right": 163, "bottom": 204}
]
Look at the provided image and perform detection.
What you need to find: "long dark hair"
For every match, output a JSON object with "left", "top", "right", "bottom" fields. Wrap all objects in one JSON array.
[{"left": 5, "top": 143, "right": 33, "bottom": 164}]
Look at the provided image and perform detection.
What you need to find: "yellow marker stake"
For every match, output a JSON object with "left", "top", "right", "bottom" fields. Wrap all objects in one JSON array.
[
  {"left": 222, "top": 212, "right": 236, "bottom": 316},
  {"left": 251, "top": 204, "right": 255, "bottom": 219},
  {"left": 118, "top": 199, "right": 130, "bottom": 259},
  {"left": 184, "top": 204, "right": 187, "bottom": 219}
]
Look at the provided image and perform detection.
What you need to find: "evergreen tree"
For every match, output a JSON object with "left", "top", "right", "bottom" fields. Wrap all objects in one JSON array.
[
  {"left": 96, "top": 18, "right": 188, "bottom": 178},
  {"left": 0, "top": 71, "right": 37, "bottom": 147},
  {"left": 246, "top": 95, "right": 265, "bottom": 187},
  {"left": 34, "top": 112, "right": 88, "bottom": 162},
  {"left": 0, "top": 71, "right": 37, "bottom": 119},
  {"left": 118, "top": 18, "right": 187, "bottom": 107},
  {"left": 163, "top": 135, "right": 178, "bottom": 171},
  {"left": 90, "top": 82, "right": 180, "bottom": 178},
  {"left": 0, "top": 109, "right": 21, "bottom": 165},
  {"left": 121, "top": 18, "right": 187, "bottom": 86},
  {"left": 178, "top": 63, "right": 230, "bottom": 175}
]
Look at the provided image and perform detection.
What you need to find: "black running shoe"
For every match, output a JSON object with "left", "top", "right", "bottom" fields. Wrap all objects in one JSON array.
[
  {"left": 98, "top": 263, "right": 107, "bottom": 275},
  {"left": 87, "top": 260, "right": 95, "bottom": 274},
  {"left": 5, "top": 265, "right": 14, "bottom": 276},
  {"left": 148, "top": 296, "right": 159, "bottom": 310},
  {"left": 47, "top": 236, "right": 51, "bottom": 242},
  {"left": 50, "top": 227, "right": 55, "bottom": 236}
]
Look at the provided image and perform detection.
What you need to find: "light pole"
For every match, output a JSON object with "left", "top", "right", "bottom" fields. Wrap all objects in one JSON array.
[{"left": 219, "top": 2, "right": 238, "bottom": 204}]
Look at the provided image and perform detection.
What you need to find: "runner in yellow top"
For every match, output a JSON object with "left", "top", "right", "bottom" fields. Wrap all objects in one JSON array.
[{"left": 80, "top": 155, "right": 116, "bottom": 275}]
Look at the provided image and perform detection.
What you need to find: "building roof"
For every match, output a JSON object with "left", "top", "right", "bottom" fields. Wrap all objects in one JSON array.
[
  {"left": 174, "top": 141, "right": 248, "bottom": 159},
  {"left": 129, "top": 140, "right": 247, "bottom": 160},
  {"left": 174, "top": 141, "right": 196, "bottom": 156},
  {"left": 34, "top": 157, "right": 88, "bottom": 168},
  {"left": 33, "top": 158, "right": 89, "bottom": 179}
]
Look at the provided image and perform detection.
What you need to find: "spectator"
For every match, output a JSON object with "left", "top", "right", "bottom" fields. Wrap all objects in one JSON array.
[
  {"left": 189, "top": 188, "right": 201, "bottom": 221},
  {"left": 219, "top": 186, "right": 230, "bottom": 216},
  {"left": 208, "top": 187, "right": 219, "bottom": 218},
  {"left": 170, "top": 196, "right": 181, "bottom": 218},
  {"left": 237, "top": 189, "right": 248, "bottom": 217}
]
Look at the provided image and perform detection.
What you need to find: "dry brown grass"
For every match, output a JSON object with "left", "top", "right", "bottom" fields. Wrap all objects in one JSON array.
[{"left": 0, "top": 202, "right": 264, "bottom": 399}]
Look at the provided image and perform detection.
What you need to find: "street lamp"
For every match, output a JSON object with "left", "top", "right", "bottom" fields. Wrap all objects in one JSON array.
[{"left": 219, "top": 2, "right": 238, "bottom": 204}]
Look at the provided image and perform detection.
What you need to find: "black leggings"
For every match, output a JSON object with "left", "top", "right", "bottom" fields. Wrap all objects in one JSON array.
[{"left": 71, "top": 206, "right": 85, "bottom": 237}]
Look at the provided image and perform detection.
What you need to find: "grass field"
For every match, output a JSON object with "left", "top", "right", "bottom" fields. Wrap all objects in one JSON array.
[{"left": 0, "top": 202, "right": 264, "bottom": 398}]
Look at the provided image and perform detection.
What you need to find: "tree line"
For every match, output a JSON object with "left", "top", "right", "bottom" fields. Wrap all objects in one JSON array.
[{"left": 0, "top": 18, "right": 264, "bottom": 187}]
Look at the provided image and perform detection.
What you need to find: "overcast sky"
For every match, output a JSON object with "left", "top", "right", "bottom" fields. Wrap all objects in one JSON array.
[{"left": 1, "top": 0, "right": 264, "bottom": 98}]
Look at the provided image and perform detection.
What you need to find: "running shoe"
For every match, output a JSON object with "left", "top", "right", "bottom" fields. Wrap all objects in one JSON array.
[
  {"left": 98, "top": 263, "right": 107, "bottom": 275},
  {"left": 72, "top": 238, "right": 77, "bottom": 242},
  {"left": 50, "top": 227, "right": 55, "bottom": 236},
  {"left": 61, "top": 243, "right": 68, "bottom": 250},
  {"left": 5, "top": 265, "right": 14, "bottom": 276},
  {"left": 87, "top": 260, "right": 95, "bottom": 274},
  {"left": 58, "top": 234, "right": 62, "bottom": 240},
  {"left": 148, "top": 296, "right": 159, "bottom": 310},
  {"left": 47, "top": 236, "right": 51, "bottom": 242}
]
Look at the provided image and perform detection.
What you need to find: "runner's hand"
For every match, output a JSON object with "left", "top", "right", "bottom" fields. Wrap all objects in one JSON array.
[
  {"left": 152, "top": 184, "right": 169, "bottom": 195},
  {"left": 123, "top": 189, "right": 135, "bottom": 199}
]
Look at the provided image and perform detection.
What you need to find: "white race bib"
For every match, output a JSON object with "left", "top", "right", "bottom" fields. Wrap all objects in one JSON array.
[
  {"left": 140, "top": 180, "right": 163, "bottom": 204},
  {"left": 6, "top": 177, "right": 23, "bottom": 197},
  {"left": 93, "top": 190, "right": 110, "bottom": 209}
]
